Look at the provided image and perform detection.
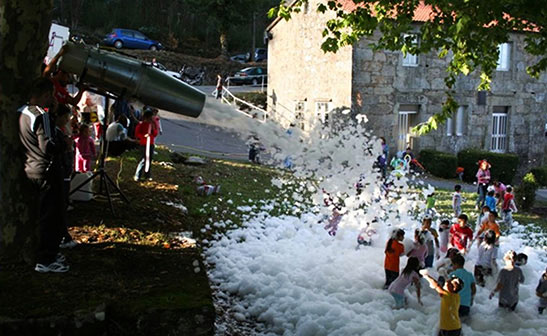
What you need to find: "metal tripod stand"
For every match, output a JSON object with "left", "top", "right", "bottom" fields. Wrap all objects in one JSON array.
[{"left": 68, "top": 93, "right": 130, "bottom": 215}]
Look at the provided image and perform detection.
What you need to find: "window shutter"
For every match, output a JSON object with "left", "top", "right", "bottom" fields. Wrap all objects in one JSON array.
[
  {"left": 455, "top": 106, "right": 466, "bottom": 136},
  {"left": 446, "top": 117, "right": 453, "bottom": 136},
  {"left": 496, "top": 43, "right": 511, "bottom": 71}
]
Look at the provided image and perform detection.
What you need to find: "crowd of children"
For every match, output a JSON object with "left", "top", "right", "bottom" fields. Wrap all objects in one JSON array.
[{"left": 380, "top": 183, "right": 544, "bottom": 336}]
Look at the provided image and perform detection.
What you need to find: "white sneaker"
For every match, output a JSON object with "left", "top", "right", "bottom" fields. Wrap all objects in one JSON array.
[
  {"left": 56, "top": 253, "right": 67, "bottom": 263},
  {"left": 35, "top": 262, "right": 69, "bottom": 273}
]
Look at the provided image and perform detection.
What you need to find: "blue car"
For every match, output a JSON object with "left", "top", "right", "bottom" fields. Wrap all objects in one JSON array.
[{"left": 102, "top": 28, "right": 163, "bottom": 50}]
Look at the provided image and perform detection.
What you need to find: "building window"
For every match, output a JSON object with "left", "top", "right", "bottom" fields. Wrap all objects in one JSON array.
[
  {"left": 398, "top": 105, "right": 419, "bottom": 151},
  {"left": 294, "top": 101, "right": 306, "bottom": 130},
  {"left": 315, "top": 101, "right": 332, "bottom": 124},
  {"left": 446, "top": 106, "right": 467, "bottom": 136},
  {"left": 491, "top": 106, "right": 509, "bottom": 152},
  {"left": 496, "top": 43, "right": 511, "bottom": 71},
  {"left": 402, "top": 34, "right": 419, "bottom": 67}
]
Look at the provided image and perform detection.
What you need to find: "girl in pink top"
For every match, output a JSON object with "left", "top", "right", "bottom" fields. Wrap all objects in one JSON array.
[
  {"left": 407, "top": 229, "right": 428, "bottom": 268},
  {"left": 388, "top": 257, "right": 422, "bottom": 308},
  {"left": 74, "top": 124, "right": 96, "bottom": 172},
  {"left": 476, "top": 160, "right": 491, "bottom": 209}
]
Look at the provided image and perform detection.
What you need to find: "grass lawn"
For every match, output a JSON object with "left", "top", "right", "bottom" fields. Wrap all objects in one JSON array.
[{"left": 0, "top": 146, "right": 286, "bottom": 335}]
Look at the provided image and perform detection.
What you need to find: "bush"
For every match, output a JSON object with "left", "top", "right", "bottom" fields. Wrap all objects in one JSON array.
[
  {"left": 530, "top": 166, "right": 547, "bottom": 187},
  {"left": 234, "top": 92, "right": 267, "bottom": 110},
  {"left": 457, "top": 149, "right": 519, "bottom": 184},
  {"left": 516, "top": 173, "right": 538, "bottom": 211},
  {"left": 419, "top": 149, "right": 458, "bottom": 179}
]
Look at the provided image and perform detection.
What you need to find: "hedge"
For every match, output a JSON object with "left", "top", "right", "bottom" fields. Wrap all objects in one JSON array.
[
  {"left": 419, "top": 149, "right": 458, "bottom": 179},
  {"left": 530, "top": 166, "right": 547, "bottom": 187},
  {"left": 457, "top": 149, "right": 519, "bottom": 184},
  {"left": 516, "top": 173, "right": 538, "bottom": 211}
]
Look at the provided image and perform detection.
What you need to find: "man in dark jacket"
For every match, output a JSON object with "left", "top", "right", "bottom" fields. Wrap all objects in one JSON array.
[{"left": 19, "top": 77, "right": 68, "bottom": 273}]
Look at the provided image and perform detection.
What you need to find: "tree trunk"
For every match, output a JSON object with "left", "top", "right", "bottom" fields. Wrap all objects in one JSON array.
[
  {"left": 219, "top": 31, "right": 229, "bottom": 59},
  {"left": 0, "top": 0, "right": 53, "bottom": 263}
]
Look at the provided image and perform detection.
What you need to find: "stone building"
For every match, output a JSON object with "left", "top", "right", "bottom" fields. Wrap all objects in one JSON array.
[{"left": 266, "top": 0, "right": 547, "bottom": 169}]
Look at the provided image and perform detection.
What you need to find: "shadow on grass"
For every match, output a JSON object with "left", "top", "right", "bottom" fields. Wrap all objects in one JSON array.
[{"left": 0, "top": 242, "right": 213, "bottom": 335}]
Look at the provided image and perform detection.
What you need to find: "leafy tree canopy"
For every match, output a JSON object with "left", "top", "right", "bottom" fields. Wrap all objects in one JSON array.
[{"left": 269, "top": 0, "right": 546, "bottom": 134}]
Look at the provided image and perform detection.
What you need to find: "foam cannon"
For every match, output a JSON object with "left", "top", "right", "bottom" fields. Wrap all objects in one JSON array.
[{"left": 57, "top": 42, "right": 205, "bottom": 118}]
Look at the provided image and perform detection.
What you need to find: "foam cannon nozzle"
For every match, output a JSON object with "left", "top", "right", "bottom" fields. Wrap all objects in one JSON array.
[{"left": 57, "top": 42, "right": 205, "bottom": 118}]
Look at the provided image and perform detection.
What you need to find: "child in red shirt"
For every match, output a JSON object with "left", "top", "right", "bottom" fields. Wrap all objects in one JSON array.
[
  {"left": 133, "top": 109, "right": 158, "bottom": 181},
  {"left": 449, "top": 214, "right": 474, "bottom": 254}
]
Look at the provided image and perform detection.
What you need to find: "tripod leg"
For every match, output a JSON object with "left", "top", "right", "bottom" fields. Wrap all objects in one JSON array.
[
  {"left": 104, "top": 172, "right": 130, "bottom": 204},
  {"left": 69, "top": 171, "right": 101, "bottom": 196},
  {"left": 102, "top": 172, "right": 115, "bottom": 215}
]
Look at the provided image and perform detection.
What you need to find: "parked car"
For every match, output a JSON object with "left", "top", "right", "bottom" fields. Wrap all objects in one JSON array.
[
  {"left": 151, "top": 62, "right": 181, "bottom": 79},
  {"left": 230, "top": 54, "right": 248, "bottom": 64},
  {"left": 228, "top": 67, "right": 267, "bottom": 86},
  {"left": 254, "top": 48, "right": 267, "bottom": 62},
  {"left": 102, "top": 28, "right": 163, "bottom": 50}
]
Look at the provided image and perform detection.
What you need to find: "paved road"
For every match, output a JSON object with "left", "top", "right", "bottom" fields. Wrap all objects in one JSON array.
[
  {"left": 157, "top": 111, "right": 249, "bottom": 161},
  {"left": 156, "top": 96, "right": 250, "bottom": 161}
]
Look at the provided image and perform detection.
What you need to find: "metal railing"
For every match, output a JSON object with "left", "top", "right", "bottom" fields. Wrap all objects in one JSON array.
[{"left": 220, "top": 87, "right": 268, "bottom": 123}]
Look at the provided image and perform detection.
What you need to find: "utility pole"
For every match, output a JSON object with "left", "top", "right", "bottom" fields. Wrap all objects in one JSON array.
[{"left": 251, "top": 11, "right": 256, "bottom": 62}]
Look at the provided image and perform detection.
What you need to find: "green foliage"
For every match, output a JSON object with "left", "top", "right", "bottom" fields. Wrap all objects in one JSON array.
[
  {"left": 418, "top": 149, "right": 457, "bottom": 179},
  {"left": 271, "top": 0, "right": 547, "bottom": 134},
  {"left": 456, "top": 149, "right": 519, "bottom": 184},
  {"left": 530, "top": 166, "right": 547, "bottom": 187},
  {"left": 57, "top": 0, "right": 278, "bottom": 56},
  {"left": 516, "top": 173, "right": 538, "bottom": 211},
  {"left": 234, "top": 92, "right": 267, "bottom": 109}
]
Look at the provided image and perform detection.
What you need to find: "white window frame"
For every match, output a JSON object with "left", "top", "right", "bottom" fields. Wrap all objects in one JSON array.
[
  {"left": 491, "top": 109, "right": 508, "bottom": 153},
  {"left": 496, "top": 43, "right": 511, "bottom": 71},
  {"left": 315, "top": 101, "right": 332, "bottom": 124},
  {"left": 398, "top": 107, "right": 418, "bottom": 151},
  {"left": 402, "top": 34, "right": 419, "bottom": 67}
]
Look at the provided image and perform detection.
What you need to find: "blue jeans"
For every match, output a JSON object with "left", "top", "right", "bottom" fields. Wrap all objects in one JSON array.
[
  {"left": 477, "top": 183, "right": 487, "bottom": 208},
  {"left": 135, "top": 144, "right": 154, "bottom": 180},
  {"left": 425, "top": 255, "right": 434, "bottom": 268},
  {"left": 391, "top": 292, "right": 405, "bottom": 308}
]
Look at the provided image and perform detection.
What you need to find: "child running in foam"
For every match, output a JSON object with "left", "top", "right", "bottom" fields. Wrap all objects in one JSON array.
[
  {"left": 421, "top": 217, "right": 439, "bottom": 268},
  {"left": 449, "top": 214, "right": 474, "bottom": 255},
  {"left": 423, "top": 272, "right": 465, "bottom": 336},
  {"left": 388, "top": 257, "right": 422, "bottom": 308},
  {"left": 438, "top": 220, "right": 450, "bottom": 254},
  {"left": 407, "top": 230, "right": 428, "bottom": 268},
  {"left": 436, "top": 248, "right": 459, "bottom": 286},
  {"left": 474, "top": 230, "right": 498, "bottom": 287},
  {"left": 474, "top": 210, "right": 501, "bottom": 245},
  {"left": 475, "top": 205, "right": 490, "bottom": 231},
  {"left": 489, "top": 250, "right": 525, "bottom": 311},
  {"left": 384, "top": 229, "right": 405, "bottom": 289}
]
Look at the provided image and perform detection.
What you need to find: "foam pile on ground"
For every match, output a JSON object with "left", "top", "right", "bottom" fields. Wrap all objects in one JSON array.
[
  {"left": 199, "top": 101, "right": 547, "bottom": 335},
  {"left": 206, "top": 214, "right": 547, "bottom": 335}
]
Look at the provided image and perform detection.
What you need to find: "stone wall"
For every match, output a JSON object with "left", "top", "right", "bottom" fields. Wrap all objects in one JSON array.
[
  {"left": 267, "top": 0, "right": 353, "bottom": 131},
  {"left": 352, "top": 32, "right": 547, "bottom": 172},
  {"left": 268, "top": 7, "right": 547, "bottom": 173}
]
